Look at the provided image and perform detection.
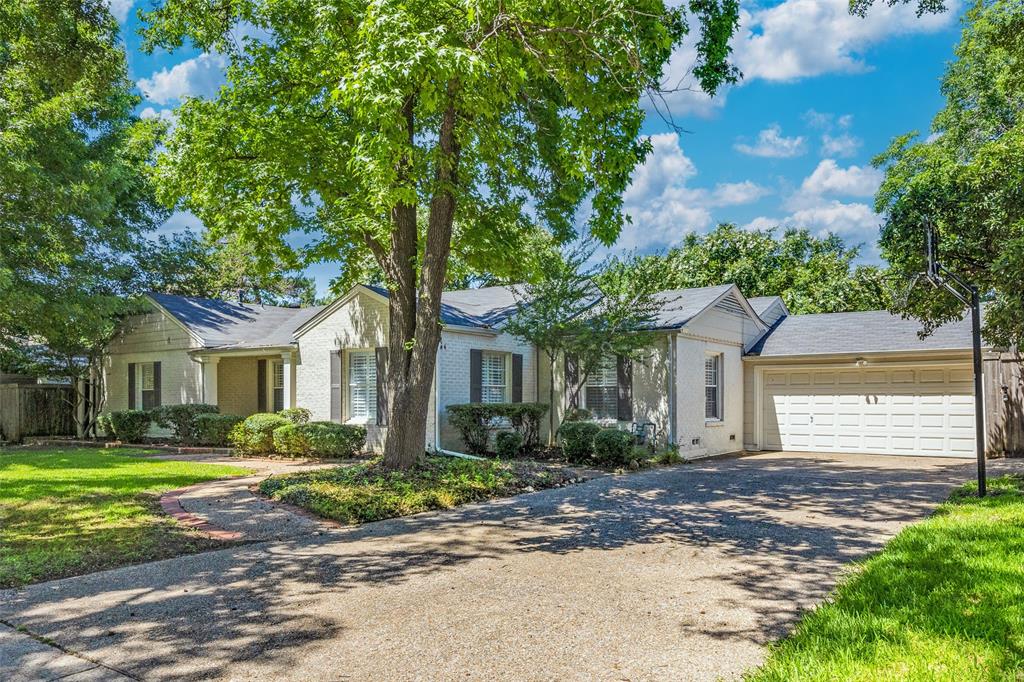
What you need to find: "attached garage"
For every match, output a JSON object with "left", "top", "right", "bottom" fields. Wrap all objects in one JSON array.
[
  {"left": 758, "top": 364, "right": 976, "bottom": 457},
  {"left": 745, "top": 309, "right": 980, "bottom": 459}
]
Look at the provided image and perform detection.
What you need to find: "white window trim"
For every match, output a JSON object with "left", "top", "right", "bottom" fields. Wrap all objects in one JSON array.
[
  {"left": 582, "top": 355, "right": 618, "bottom": 423},
  {"left": 136, "top": 362, "right": 156, "bottom": 409},
  {"left": 705, "top": 352, "right": 723, "bottom": 423},
  {"left": 270, "top": 360, "right": 285, "bottom": 412},
  {"left": 346, "top": 350, "right": 377, "bottom": 424},
  {"left": 480, "top": 351, "right": 511, "bottom": 404}
]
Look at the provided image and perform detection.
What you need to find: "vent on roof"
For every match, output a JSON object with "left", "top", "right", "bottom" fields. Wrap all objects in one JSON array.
[{"left": 714, "top": 293, "right": 745, "bottom": 316}]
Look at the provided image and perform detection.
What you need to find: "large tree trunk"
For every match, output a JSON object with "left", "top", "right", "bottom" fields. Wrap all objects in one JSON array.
[{"left": 380, "top": 93, "right": 459, "bottom": 470}]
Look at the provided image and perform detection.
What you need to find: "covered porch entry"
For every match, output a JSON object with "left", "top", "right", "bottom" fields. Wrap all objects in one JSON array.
[{"left": 196, "top": 349, "right": 297, "bottom": 417}]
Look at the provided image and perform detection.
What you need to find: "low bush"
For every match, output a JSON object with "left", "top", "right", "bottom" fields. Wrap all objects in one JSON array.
[
  {"left": 106, "top": 410, "right": 152, "bottom": 443},
  {"left": 655, "top": 444, "right": 682, "bottom": 465},
  {"left": 563, "top": 407, "right": 593, "bottom": 423},
  {"left": 445, "top": 402, "right": 549, "bottom": 455},
  {"left": 272, "top": 422, "right": 367, "bottom": 458},
  {"left": 96, "top": 413, "right": 113, "bottom": 438},
  {"left": 593, "top": 428, "right": 635, "bottom": 467},
  {"left": 558, "top": 421, "right": 601, "bottom": 463},
  {"left": 151, "top": 404, "right": 219, "bottom": 444},
  {"left": 195, "top": 413, "right": 243, "bottom": 447},
  {"left": 495, "top": 431, "right": 524, "bottom": 459},
  {"left": 277, "top": 407, "right": 311, "bottom": 425},
  {"left": 228, "top": 413, "right": 291, "bottom": 455}
]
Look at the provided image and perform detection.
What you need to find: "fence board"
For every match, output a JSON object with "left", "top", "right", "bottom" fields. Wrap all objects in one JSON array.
[
  {"left": 0, "top": 383, "right": 75, "bottom": 442},
  {"left": 985, "top": 352, "right": 1024, "bottom": 456}
]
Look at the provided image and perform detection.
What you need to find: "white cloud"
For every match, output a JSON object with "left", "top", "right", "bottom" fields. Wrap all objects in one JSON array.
[
  {"left": 787, "top": 201, "right": 880, "bottom": 241},
  {"left": 821, "top": 132, "right": 862, "bottom": 157},
  {"left": 140, "top": 106, "right": 178, "bottom": 125},
  {"left": 617, "top": 133, "right": 771, "bottom": 250},
  {"left": 106, "top": 0, "right": 133, "bottom": 23},
  {"left": 731, "top": 0, "right": 958, "bottom": 82},
  {"left": 137, "top": 53, "right": 227, "bottom": 105},
  {"left": 734, "top": 124, "right": 806, "bottom": 158},
  {"left": 155, "top": 210, "right": 204, "bottom": 237},
  {"left": 792, "top": 159, "right": 883, "bottom": 205}
]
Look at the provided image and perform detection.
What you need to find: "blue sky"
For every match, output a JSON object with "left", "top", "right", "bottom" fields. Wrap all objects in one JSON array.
[{"left": 112, "top": 0, "right": 965, "bottom": 295}]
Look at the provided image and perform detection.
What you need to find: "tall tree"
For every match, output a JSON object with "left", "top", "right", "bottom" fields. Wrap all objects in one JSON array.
[
  {"left": 872, "top": 0, "right": 1024, "bottom": 346},
  {"left": 0, "top": 0, "right": 166, "bottom": 433},
  {"left": 610, "top": 223, "right": 888, "bottom": 315},
  {"left": 142, "top": 0, "right": 742, "bottom": 469}
]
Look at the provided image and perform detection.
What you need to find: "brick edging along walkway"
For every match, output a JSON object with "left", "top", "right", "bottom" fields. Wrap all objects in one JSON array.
[{"left": 159, "top": 488, "right": 243, "bottom": 541}]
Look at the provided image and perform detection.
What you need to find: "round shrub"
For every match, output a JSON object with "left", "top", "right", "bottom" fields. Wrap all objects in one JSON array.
[
  {"left": 558, "top": 421, "right": 601, "bottom": 463},
  {"left": 195, "top": 413, "right": 243, "bottom": 447},
  {"left": 495, "top": 431, "right": 524, "bottom": 459},
  {"left": 96, "top": 413, "right": 114, "bottom": 438},
  {"left": 150, "top": 404, "right": 219, "bottom": 444},
  {"left": 229, "top": 412, "right": 291, "bottom": 455},
  {"left": 277, "top": 407, "right": 312, "bottom": 425},
  {"left": 593, "top": 428, "right": 635, "bottom": 466},
  {"left": 107, "top": 410, "right": 152, "bottom": 443},
  {"left": 272, "top": 421, "right": 367, "bottom": 458}
]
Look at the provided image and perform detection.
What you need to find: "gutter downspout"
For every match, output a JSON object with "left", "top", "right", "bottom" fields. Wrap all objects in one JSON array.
[
  {"left": 667, "top": 332, "right": 677, "bottom": 446},
  {"left": 433, "top": 341, "right": 483, "bottom": 460}
]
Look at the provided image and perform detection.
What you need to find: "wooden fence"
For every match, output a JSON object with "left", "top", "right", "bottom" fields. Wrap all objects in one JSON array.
[
  {"left": 0, "top": 383, "right": 75, "bottom": 442},
  {"left": 985, "top": 351, "right": 1024, "bottom": 456}
]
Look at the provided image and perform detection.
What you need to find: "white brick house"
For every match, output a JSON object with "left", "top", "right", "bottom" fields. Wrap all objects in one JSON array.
[{"left": 104, "top": 282, "right": 981, "bottom": 459}]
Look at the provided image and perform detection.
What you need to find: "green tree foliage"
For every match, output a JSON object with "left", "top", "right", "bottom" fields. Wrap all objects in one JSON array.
[
  {"left": 873, "top": 0, "right": 1024, "bottom": 347},
  {"left": 0, "top": 0, "right": 166, "bottom": 434},
  {"left": 608, "top": 224, "right": 888, "bottom": 315},
  {"left": 504, "top": 241, "right": 664, "bottom": 442},
  {"left": 141, "top": 0, "right": 742, "bottom": 468}
]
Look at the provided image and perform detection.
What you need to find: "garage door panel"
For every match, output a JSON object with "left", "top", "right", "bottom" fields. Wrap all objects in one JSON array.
[{"left": 762, "top": 365, "right": 974, "bottom": 458}]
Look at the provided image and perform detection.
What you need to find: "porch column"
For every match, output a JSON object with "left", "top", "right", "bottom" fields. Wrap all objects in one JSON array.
[
  {"left": 281, "top": 351, "right": 295, "bottom": 409},
  {"left": 202, "top": 356, "right": 219, "bottom": 406}
]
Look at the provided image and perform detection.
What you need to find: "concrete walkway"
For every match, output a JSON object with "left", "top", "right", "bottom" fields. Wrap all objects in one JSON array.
[{"left": 2, "top": 452, "right": 1019, "bottom": 681}]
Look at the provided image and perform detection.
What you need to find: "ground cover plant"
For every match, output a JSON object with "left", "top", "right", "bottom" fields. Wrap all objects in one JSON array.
[
  {"left": 0, "top": 448, "right": 249, "bottom": 587},
  {"left": 259, "top": 456, "right": 581, "bottom": 525},
  {"left": 747, "top": 474, "right": 1024, "bottom": 681}
]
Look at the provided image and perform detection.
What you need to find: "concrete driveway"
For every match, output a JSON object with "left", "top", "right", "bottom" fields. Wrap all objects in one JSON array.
[{"left": 1, "top": 452, "right": 1013, "bottom": 681}]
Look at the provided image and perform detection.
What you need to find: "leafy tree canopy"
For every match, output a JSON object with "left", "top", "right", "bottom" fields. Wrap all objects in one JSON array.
[
  {"left": 141, "top": 0, "right": 742, "bottom": 468},
  {"left": 606, "top": 223, "right": 889, "bottom": 315},
  {"left": 873, "top": 0, "right": 1024, "bottom": 347}
]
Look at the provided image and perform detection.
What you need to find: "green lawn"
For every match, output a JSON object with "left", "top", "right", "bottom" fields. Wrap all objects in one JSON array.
[
  {"left": 0, "top": 448, "right": 250, "bottom": 588},
  {"left": 259, "top": 456, "right": 580, "bottom": 524},
  {"left": 748, "top": 474, "right": 1024, "bottom": 681}
]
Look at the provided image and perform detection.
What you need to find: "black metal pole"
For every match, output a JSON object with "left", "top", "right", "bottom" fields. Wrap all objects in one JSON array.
[{"left": 970, "top": 285, "right": 986, "bottom": 497}]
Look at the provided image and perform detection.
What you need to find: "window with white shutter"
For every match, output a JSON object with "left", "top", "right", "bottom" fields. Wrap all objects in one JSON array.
[
  {"left": 705, "top": 353, "right": 722, "bottom": 421},
  {"left": 348, "top": 351, "right": 377, "bottom": 421},
  {"left": 272, "top": 361, "right": 285, "bottom": 412},
  {"left": 480, "top": 352, "right": 508, "bottom": 403},
  {"left": 584, "top": 356, "right": 618, "bottom": 420}
]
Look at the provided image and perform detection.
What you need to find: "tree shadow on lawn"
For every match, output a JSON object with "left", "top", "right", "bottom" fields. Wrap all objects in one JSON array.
[{"left": 0, "top": 454, "right": 989, "bottom": 680}]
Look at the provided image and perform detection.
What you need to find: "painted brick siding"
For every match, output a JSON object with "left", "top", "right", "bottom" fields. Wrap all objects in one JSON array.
[
  {"left": 675, "top": 335, "right": 744, "bottom": 458},
  {"left": 436, "top": 330, "right": 537, "bottom": 451}
]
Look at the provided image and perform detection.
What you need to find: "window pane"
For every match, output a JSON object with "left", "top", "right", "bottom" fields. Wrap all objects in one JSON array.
[
  {"left": 348, "top": 352, "right": 377, "bottom": 420},
  {"left": 705, "top": 355, "right": 721, "bottom": 419},
  {"left": 480, "top": 352, "right": 507, "bottom": 403},
  {"left": 585, "top": 356, "right": 618, "bottom": 420},
  {"left": 273, "top": 388, "right": 284, "bottom": 412},
  {"left": 273, "top": 362, "right": 284, "bottom": 389},
  {"left": 141, "top": 363, "right": 154, "bottom": 391}
]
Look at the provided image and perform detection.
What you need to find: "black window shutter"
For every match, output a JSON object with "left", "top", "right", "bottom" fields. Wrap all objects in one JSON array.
[
  {"left": 616, "top": 355, "right": 633, "bottom": 421},
  {"left": 127, "top": 363, "right": 136, "bottom": 410},
  {"left": 152, "top": 362, "right": 162, "bottom": 408},
  {"left": 257, "top": 359, "right": 267, "bottom": 412},
  {"left": 330, "top": 350, "right": 342, "bottom": 423},
  {"left": 470, "top": 349, "right": 483, "bottom": 403},
  {"left": 375, "top": 347, "right": 388, "bottom": 426},
  {"left": 511, "top": 353, "right": 523, "bottom": 403},
  {"left": 565, "top": 354, "right": 579, "bottom": 408}
]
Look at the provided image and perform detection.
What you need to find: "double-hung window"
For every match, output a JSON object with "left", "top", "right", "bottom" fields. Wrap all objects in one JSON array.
[
  {"left": 584, "top": 356, "right": 618, "bottom": 420},
  {"left": 704, "top": 353, "right": 723, "bottom": 421},
  {"left": 480, "top": 352, "right": 508, "bottom": 403},
  {"left": 272, "top": 361, "right": 285, "bottom": 412},
  {"left": 348, "top": 351, "right": 377, "bottom": 422},
  {"left": 139, "top": 362, "right": 160, "bottom": 410}
]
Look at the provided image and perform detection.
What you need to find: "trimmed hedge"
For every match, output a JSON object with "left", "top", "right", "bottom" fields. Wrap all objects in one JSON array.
[
  {"left": 495, "top": 431, "right": 524, "bottom": 459},
  {"left": 593, "top": 429, "right": 635, "bottom": 466},
  {"left": 151, "top": 404, "right": 219, "bottom": 445},
  {"left": 196, "top": 413, "right": 243, "bottom": 447},
  {"left": 272, "top": 421, "right": 367, "bottom": 458},
  {"left": 229, "top": 413, "right": 291, "bottom": 455},
  {"left": 445, "top": 402, "right": 549, "bottom": 455},
  {"left": 558, "top": 421, "right": 601, "bottom": 463},
  {"left": 277, "top": 407, "right": 311, "bottom": 425},
  {"left": 106, "top": 410, "right": 152, "bottom": 443}
]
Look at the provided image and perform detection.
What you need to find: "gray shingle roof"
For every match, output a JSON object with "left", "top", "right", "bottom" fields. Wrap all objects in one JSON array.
[
  {"left": 648, "top": 284, "right": 737, "bottom": 329},
  {"left": 748, "top": 310, "right": 972, "bottom": 357},
  {"left": 364, "top": 284, "right": 521, "bottom": 328},
  {"left": 149, "top": 293, "right": 324, "bottom": 350},
  {"left": 747, "top": 296, "right": 784, "bottom": 317}
]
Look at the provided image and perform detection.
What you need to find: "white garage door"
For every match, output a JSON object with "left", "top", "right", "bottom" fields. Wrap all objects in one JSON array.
[{"left": 762, "top": 365, "right": 975, "bottom": 457}]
